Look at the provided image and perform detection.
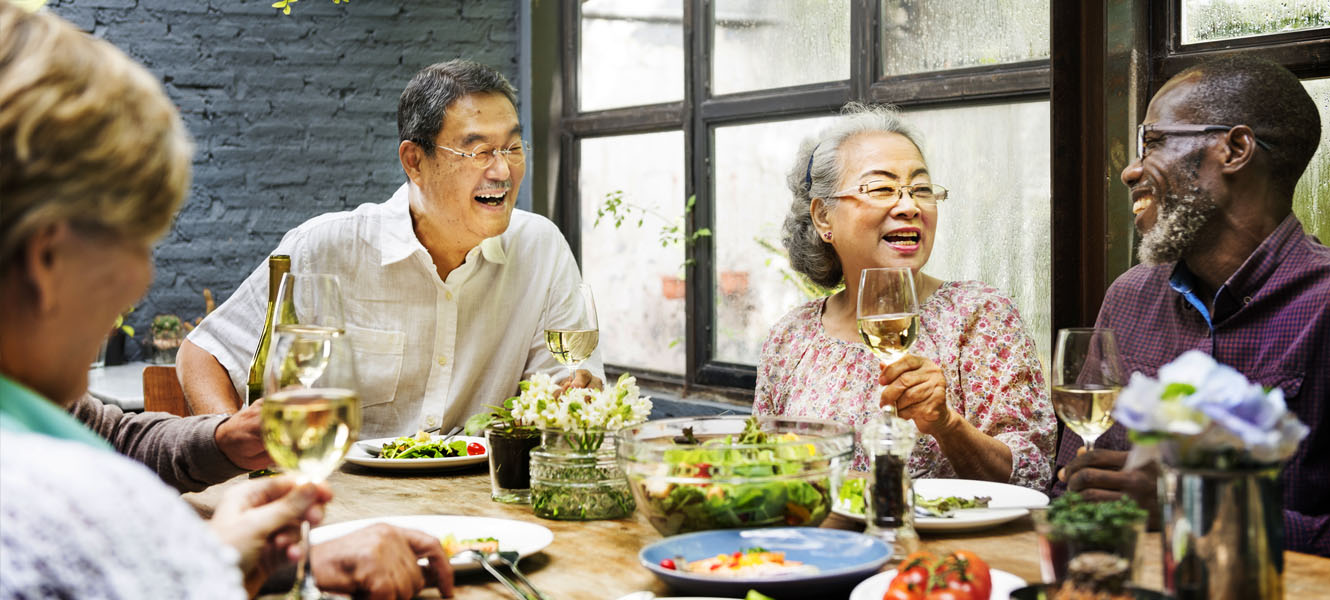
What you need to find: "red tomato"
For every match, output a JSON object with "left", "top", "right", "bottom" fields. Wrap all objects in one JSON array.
[
  {"left": 923, "top": 589, "right": 968, "bottom": 600},
  {"left": 466, "top": 442, "right": 485, "bottom": 456},
  {"left": 658, "top": 558, "right": 675, "bottom": 570},
  {"left": 937, "top": 550, "right": 991, "bottom": 600},
  {"left": 884, "top": 551, "right": 937, "bottom": 600}
]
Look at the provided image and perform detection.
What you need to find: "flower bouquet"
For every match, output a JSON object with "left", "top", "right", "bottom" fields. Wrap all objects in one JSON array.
[
  {"left": 489, "top": 372, "right": 652, "bottom": 520},
  {"left": 1111, "top": 351, "right": 1307, "bottom": 600}
]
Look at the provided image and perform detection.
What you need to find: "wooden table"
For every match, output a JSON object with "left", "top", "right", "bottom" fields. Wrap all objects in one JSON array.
[{"left": 188, "top": 464, "right": 1330, "bottom": 599}]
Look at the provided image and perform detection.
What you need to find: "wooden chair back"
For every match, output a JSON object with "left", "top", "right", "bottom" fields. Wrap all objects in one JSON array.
[{"left": 142, "top": 365, "right": 190, "bottom": 416}]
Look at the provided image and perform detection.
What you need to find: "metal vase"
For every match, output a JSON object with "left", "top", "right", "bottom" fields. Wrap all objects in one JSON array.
[{"left": 1159, "top": 464, "right": 1284, "bottom": 600}]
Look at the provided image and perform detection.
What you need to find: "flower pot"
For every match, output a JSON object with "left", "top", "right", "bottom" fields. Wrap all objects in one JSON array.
[
  {"left": 529, "top": 428, "right": 635, "bottom": 520},
  {"left": 660, "top": 275, "right": 685, "bottom": 300},
  {"left": 1160, "top": 464, "right": 1284, "bottom": 600},
  {"left": 485, "top": 425, "right": 541, "bottom": 504},
  {"left": 1033, "top": 507, "right": 1145, "bottom": 584},
  {"left": 718, "top": 270, "right": 749, "bottom": 296}
]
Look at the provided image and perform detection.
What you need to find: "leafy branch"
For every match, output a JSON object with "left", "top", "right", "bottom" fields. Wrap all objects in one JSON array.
[
  {"left": 753, "top": 237, "right": 842, "bottom": 300},
  {"left": 594, "top": 191, "right": 711, "bottom": 271}
]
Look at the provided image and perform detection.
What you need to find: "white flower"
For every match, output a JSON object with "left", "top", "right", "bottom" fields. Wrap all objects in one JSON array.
[{"left": 504, "top": 371, "right": 653, "bottom": 433}]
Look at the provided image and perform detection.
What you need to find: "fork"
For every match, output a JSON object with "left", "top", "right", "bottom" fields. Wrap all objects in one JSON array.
[
  {"left": 489, "top": 551, "right": 550, "bottom": 600},
  {"left": 455, "top": 550, "right": 531, "bottom": 600}
]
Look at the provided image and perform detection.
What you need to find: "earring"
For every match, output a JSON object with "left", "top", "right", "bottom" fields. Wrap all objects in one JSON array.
[{"left": 822, "top": 231, "right": 832, "bottom": 241}]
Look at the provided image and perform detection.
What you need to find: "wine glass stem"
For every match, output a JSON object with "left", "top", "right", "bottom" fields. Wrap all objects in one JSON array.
[
  {"left": 1082, "top": 436, "right": 1098, "bottom": 452},
  {"left": 293, "top": 518, "right": 318, "bottom": 600}
]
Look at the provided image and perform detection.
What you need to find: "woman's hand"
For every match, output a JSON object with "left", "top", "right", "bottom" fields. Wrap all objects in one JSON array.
[
  {"left": 208, "top": 476, "right": 332, "bottom": 595},
  {"left": 879, "top": 355, "right": 953, "bottom": 436}
]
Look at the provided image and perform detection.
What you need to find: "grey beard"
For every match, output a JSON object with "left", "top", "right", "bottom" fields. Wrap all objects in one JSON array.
[{"left": 1137, "top": 191, "right": 1218, "bottom": 266}]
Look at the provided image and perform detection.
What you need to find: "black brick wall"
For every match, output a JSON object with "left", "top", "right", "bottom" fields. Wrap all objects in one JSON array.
[{"left": 45, "top": 0, "right": 520, "bottom": 358}]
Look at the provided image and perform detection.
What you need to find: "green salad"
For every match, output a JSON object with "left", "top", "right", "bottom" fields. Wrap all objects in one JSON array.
[
  {"left": 380, "top": 436, "right": 467, "bottom": 459},
  {"left": 836, "top": 478, "right": 991, "bottom": 517},
  {"left": 634, "top": 417, "right": 833, "bottom": 535}
]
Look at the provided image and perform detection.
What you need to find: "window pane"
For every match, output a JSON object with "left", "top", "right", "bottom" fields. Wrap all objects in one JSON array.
[
  {"left": 881, "top": 0, "right": 1050, "bottom": 76},
  {"left": 712, "top": 0, "right": 850, "bottom": 96},
  {"left": 713, "top": 116, "right": 839, "bottom": 365},
  {"left": 1293, "top": 77, "right": 1330, "bottom": 242},
  {"left": 580, "top": 132, "right": 687, "bottom": 374},
  {"left": 1182, "top": 0, "right": 1329, "bottom": 44},
  {"left": 904, "top": 101, "right": 1053, "bottom": 364},
  {"left": 580, "top": 0, "right": 683, "bottom": 111}
]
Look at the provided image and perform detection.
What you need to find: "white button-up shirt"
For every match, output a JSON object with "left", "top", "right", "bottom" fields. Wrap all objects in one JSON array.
[{"left": 188, "top": 183, "right": 604, "bottom": 438}]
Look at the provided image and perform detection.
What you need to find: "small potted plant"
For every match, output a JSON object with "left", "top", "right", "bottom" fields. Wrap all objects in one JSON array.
[
  {"left": 1033, "top": 492, "right": 1147, "bottom": 583},
  {"left": 149, "top": 314, "right": 184, "bottom": 365},
  {"left": 465, "top": 399, "right": 542, "bottom": 504}
]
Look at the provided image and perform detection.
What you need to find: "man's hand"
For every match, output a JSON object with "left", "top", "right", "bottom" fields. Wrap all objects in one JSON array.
[
  {"left": 879, "top": 355, "right": 952, "bottom": 436},
  {"left": 557, "top": 369, "right": 604, "bottom": 396},
  {"left": 1059, "top": 447, "right": 1160, "bottom": 525},
  {"left": 311, "top": 523, "right": 454, "bottom": 600},
  {"left": 214, "top": 399, "right": 274, "bottom": 470},
  {"left": 208, "top": 476, "right": 332, "bottom": 595}
]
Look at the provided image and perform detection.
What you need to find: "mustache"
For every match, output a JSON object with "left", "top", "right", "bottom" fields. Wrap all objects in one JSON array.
[{"left": 476, "top": 181, "right": 512, "bottom": 193}]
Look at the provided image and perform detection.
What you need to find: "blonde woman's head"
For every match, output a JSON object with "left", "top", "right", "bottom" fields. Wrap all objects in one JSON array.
[{"left": 0, "top": 2, "right": 193, "bottom": 275}]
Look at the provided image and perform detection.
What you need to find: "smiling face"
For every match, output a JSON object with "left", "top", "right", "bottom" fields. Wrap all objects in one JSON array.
[
  {"left": 1122, "top": 77, "right": 1222, "bottom": 265},
  {"left": 816, "top": 131, "right": 937, "bottom": 279},
  {"left": 409, "top": 91, "right": 525, "bottom": 247}
]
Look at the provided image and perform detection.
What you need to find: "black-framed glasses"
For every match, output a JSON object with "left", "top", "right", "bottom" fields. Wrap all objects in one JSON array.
[
  {"left": 436, "top": 140, "right": 530, "bottom": 169},
  {"left": 831, "top": 181, "right": 948, "bottom": 206},
  {"left": 1136, "top": 123, "right": 1272, "bottom": 159}
]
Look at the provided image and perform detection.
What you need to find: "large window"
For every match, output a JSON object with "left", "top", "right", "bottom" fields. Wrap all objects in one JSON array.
[{"left": 540, "top": 0, "right": 1329, "bottom": 393}]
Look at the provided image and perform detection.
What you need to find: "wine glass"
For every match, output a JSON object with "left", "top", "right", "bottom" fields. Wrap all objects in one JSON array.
[
  {"left": 857, "top": 267, "right": 921, "bottom": 417},
  {"left": 262, "top": 276, "right": 360, "bottom": 600},
  {"left": 1050, "top": 327, "right": 1126, "bottom": 451},
  {"left": 544, "top": 283, "right": 599, "bottom": 383}
]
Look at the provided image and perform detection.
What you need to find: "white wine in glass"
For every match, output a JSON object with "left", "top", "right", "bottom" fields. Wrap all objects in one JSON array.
[
  {"left": 1051, "top": 328, "right": 1126, "bottom": 451},
  {"left": 544, "top": 283, "right": 598, "bottom": 381},
  {"left": 857, "top": 267, "right": 922, "bottom": 367},
  {"left": 261, "top": 276, "right": 359, "bottom": 600}
]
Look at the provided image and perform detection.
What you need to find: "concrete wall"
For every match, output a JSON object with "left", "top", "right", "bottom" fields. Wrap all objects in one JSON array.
[{"left": 45, "top": 0, "right": 520, "bottom": 359}]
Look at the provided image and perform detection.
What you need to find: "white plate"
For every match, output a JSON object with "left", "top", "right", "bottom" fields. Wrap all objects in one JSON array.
[
  {"left": 309, "top": 515, "right": 553, "bottom": 573},
  {"left": 850, "top": 567, "right": 1027, "bottom": 600},
  {"left": 833, "top": 478, "right": 1050, "bottom": 532},
  {"left": 344, "top": 435, "right": 488, "bottom": 471}
]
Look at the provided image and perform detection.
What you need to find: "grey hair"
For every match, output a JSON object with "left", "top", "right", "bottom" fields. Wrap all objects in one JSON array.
[
  {"left": 397, "top": 59, "right": 518, "bottom": 157},
  {"left": 781, "top": 102, "right": 925, "bottom": 288}
]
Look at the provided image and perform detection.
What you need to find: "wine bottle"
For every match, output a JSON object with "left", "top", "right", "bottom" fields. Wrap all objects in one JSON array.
[{"left": 246, "top": 254, "right": 291, "bottom": 405}]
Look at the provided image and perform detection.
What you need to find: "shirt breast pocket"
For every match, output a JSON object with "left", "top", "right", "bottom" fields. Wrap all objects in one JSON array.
[
  {"left": 1254, "top": 370, "right": 1304, "bottom": 402},
  {"left": 344, "top": 324, "right": 405, "bottom": 408}
]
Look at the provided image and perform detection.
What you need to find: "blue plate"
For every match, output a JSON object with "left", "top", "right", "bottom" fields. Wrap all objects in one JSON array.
[{"left": 639, "top": 528, "right": 890, "bottom": 598}]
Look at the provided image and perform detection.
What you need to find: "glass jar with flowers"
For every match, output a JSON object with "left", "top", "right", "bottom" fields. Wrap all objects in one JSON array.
[
  {"left": 1113, "top": 351, "right": 1309, "bottom": 600},
  {"left": 508, "top": 372, "right": 652, "bottom": 520}
]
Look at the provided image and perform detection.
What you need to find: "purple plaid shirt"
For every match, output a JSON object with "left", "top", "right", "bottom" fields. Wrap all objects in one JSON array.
[{"left": 1051, "top": 214, "right": 1330, "bottom": 557}]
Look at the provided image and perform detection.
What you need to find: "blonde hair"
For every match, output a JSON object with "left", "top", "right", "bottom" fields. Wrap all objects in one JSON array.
[{"left": 0, "top": 3, "right": 192, "bottom": 273}]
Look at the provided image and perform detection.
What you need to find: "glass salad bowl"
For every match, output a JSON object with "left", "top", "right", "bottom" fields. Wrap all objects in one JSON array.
[{"left": 617, "top": 415, "right": 854, "bottom": 536}]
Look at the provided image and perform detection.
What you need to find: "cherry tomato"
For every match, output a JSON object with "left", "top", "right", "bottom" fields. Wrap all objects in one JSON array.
[
  {"left": 466, "top": 442, "right": 485, "bottom": 456},
  {"left": 659, "top": 558, "right": 676, "bottom": 570}
]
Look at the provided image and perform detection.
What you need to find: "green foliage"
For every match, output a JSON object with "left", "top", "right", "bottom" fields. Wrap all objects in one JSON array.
[
  {"left": 271, "top": 0, "right": 349, "bottom": 16},
  {"left": 593, "top": 191, "right": 710, "bottom": 274},
  {"left": 1046, "top": 491, "right": 1147, "bottom": 548},
  {"left": 151, "top": 314, "right": 182, "bottom": 335}
]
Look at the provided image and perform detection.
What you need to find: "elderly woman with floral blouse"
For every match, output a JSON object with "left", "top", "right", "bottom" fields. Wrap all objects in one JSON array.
[{"left": 754, "top": 103, "right": 1056, "bottom": 490}]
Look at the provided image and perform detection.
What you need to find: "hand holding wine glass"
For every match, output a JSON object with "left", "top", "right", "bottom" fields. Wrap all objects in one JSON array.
[
  {"left": 856, "top": 267, "right": 921, "bottom": 367},
  {"left": 544, "top": 283, "right": 599, "bottom": 385},
  {"left": 261, "top": 273, "right": 361, "bottom": 600},
  {"left": 1051, "top": 327, "right": 1126, "bottom": 451}
]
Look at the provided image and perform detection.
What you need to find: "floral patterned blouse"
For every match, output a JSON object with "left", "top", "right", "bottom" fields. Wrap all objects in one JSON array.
[{"left": 754, "top": 280, "right": 1056, "bottom": 491}]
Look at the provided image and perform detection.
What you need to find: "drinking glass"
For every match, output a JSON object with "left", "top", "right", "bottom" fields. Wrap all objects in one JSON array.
[
  {"left": 544, "top": 283, "right": 599, "bottom": 382},
  {"left": 857, "top": 266, "right": 921, "bottom": 366},
  {"left": 262, "top": 275, "right": 360, "bottom": 600},
  {"left": 1050, "top": 327, "right": 1126, "bottom": 451}
]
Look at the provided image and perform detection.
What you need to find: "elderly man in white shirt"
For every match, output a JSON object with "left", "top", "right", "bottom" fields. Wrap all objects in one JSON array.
[{"left": 178, "top": 59, "right": 604, "bottom": 438}]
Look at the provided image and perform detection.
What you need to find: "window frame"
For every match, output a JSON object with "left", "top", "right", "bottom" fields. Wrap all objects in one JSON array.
[{"left": 539, "top": 0, "right": 1328, "bottom": 396}]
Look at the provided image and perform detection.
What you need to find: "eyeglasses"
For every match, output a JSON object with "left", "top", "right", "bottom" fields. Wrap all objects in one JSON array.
[
  {"left": 435, "top": 141, "right": 530, "bottom": 169},
  {"left": 1136, "top": 123, "right": 1272, "bottom": 159},
  {"left": 830, "top": 181, "right": 948, "bottom": 206}
]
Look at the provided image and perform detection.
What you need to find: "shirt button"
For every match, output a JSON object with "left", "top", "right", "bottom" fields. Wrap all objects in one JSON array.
[
  {"left": 425, "top": 416, "right": 438, "bottom": 428},
  {"left": 437, "top": 356, "right": 448, "bottom": 366},
  {"left": 1243, "top": 296, "right": 1252, "bottom": 304},
  {"left": 444, "top": 290, "right": 454, "bottom": 301}
]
